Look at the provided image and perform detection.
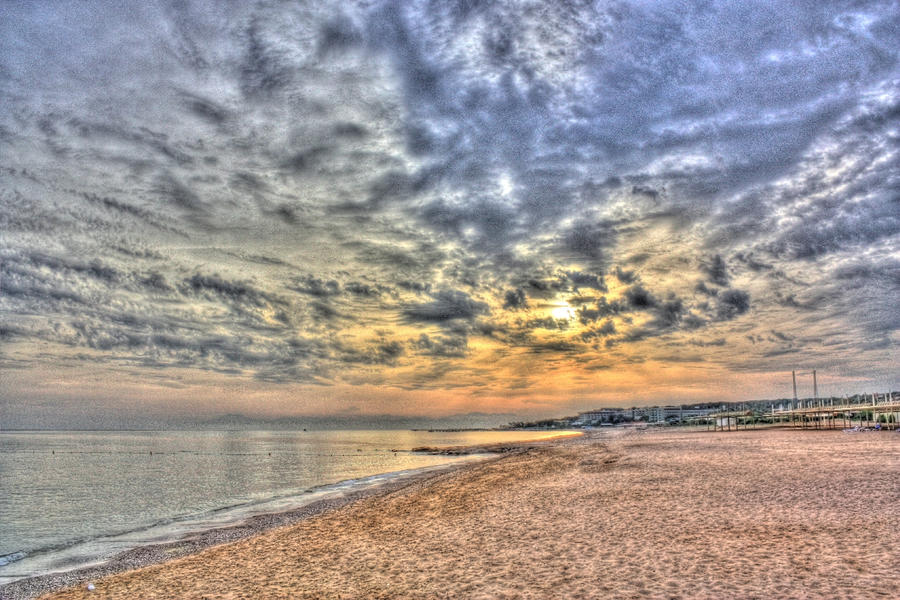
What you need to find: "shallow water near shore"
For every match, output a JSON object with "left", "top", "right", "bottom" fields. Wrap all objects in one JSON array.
[{"left": 0, "top": 429, "right": 568, "bottom": 585}]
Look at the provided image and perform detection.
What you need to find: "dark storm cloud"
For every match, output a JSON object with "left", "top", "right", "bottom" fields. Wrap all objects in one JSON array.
[
  {"left": 403, "top": 290, "right": 489, "bottom": 323},
  {"left": 288, "top": 276, "right": 342, "bottom": 298},
  {"left": 631, "top": 185, "right": 661, "bottom": 200},
  {"left": 577, "top": 297, "right": 625, "bottom": 324},
  {"left": 521, "top": 316, "right": 569, "bottom": 331},
  {"left": 239, "top": 19, "right": 293, "bottom": 97},
  {"left": 566, "top": 271, "right": 607, "bottom": 292},
  {"left": 522, "top": 276, "right": 566, "bottom": 295},
  {"left": 418, "top": 198, "right": 520, "bottom": 249},
  {"left": 182, "top": 274, "right": 283, "bottom": 308},
  {"left": 181, "top": 92, "right": 231, "bottom": 125},
  {"left": 139, "top": 271, "right": 174, "bottom": 292},
  {"left": 624, "top": 285, "right": 658, "bottom": 310},
  {"left": 768, "top": 196, "right": 900, "bottom": 261},
  {"left": 716, "top": 289, "right": 751, "bottom": 321},
  {"left": 529, "top": 339, "right": 580, "bottom": 355},
  {"left": 573, "top": 280, "right": 700, "bottom": 342},
  {"left": 653, "top": 297, "right": 685, "bottom": 328},
  {"left": 364, "top": 170, "right": 418, "bottom": 209},
  {"left": 317, "top": 13, "right": 364, "bottom": 56},
  {"left": 157, "top": 174, "right": 206, "bottom": 213},
  {"left": 694, "top": 281, "right": 719, "bottom": 297},
  {"left": 344, "top": 281, "right": 384, "bottom": 297},
  {"left": 227, "top": 253, "right": 293, "bottom": 268},
  {"left": 309, "top": 300, "right": 340, "bottom": 322},
  {"left": 0, "top": 277, "right": 89, "bottom": 307},
  {"left": 833, "top": 259, "right": 900, "bottom": 287},
  {"left": 688, "top": 338, "right": 727, "bottom": 347},
  {"left": 770, "top": 330, "right": 795, "bottom": 342},
  {"left": 774, "top": 292, "right": 827, "bottom": 312},
  {"left": 681, "top": 312, "right": 707, "bottom": 331},
  {"left": 762, "top": 347, "right": 801, "bottom": 358},
  {"left": 561, "top": 220, "right": 617, "bottom": 265},
  {"left": 272, "top": 205, "right": 300, "bottom": 225},
  {"left": 112, "top": 244, "right": 165, "bottom": 260},
  {"left": 733, "top": 252, "right": 773, "bottom": 273},
  {"left": 24, "top": 251, "right": 121, "bottom": 283},
  {"left": 397, "top": 280, "right": 431, "bottom": 294},
  {"left": 75, "top": 191, "right": 187, "bottom": 236},
  {"left": 136, "top": 330, "right": 316, "bottom": 375},
  {"left": 502, "top": 288, "right": 527, "bottom": 310},
  {"left": 66, "top": 117, "right": 195, "bottom": 166},
  {"left": 702, "top": 255, "right": 730, "bottom": 287},
  {"left": 332, "top": 122, "right": 368, "bottom": 139},
  {"left": 82, "top": 193, "right": 155, "bottom": 223},
  {"left": 281, "top": 146, "right": 332, "bottom": 175},
  {"left": 412, "top": 333, "right": 468, "bottom": 358},
  {"left": 580, "top": 319, "right": 616, "bottom": 342},
  {"left": 613, "top": 267, "right": 637, "bottom": 284},
  {"left": 347, "top": 239, "right": 447, "bottom": 273},
  {"left": 335, "top": 338, "right": 405, "bottom": 366}
]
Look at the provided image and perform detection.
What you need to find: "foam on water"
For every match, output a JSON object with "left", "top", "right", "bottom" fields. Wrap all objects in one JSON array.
[{"left": 0, "top": 459, "right": 486, "bottom": 585}]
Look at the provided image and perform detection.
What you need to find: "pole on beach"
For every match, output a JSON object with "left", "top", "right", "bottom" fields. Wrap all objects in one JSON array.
[
  {"left": 871, "top": 393, "right": 876, "bottom": 428},
  {"left": 813, "top": 369, "right": 818, "bottom": 404},
  {"left": 792, "top": 370, "right": 798, "bottom": 409}
]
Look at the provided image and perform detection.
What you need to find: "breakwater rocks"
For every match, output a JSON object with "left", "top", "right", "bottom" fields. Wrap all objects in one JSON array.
[{"left": 411, "top": 444, "right": 526, "bottom": 455}]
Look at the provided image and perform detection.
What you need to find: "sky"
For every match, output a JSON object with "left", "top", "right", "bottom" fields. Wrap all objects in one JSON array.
[{"left": 1, "top": 0, "right": 898, "bottom": 428}]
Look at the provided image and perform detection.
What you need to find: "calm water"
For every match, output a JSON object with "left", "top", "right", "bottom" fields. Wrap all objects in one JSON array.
[{"left": 0, "top": 429, "right": 567, "bottom": 583}]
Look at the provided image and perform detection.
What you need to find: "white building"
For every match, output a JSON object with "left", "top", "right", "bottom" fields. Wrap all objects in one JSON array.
[{"left": 577, "top": 406, "right": 716, "bottom": 425}]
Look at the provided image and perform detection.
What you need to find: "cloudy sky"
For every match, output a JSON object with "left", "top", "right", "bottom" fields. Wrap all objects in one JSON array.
[{"left": 1, "top": 0, "right": 898, "bottom": 427}]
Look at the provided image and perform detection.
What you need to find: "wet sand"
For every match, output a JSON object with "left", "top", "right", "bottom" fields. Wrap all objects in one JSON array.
[{"left": 32, "top": 428, "right": 900, "bottom": 599}]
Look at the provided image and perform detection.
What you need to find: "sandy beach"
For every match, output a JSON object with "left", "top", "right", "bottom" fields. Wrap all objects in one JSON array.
[{"left": 27, "top": 428, "right": 900, "bottom": 599}]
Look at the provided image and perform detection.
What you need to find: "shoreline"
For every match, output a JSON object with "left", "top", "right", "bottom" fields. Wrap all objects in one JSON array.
[
  {"left": 12, "top": 427, "right": 899, "bottom": 599},
  {"left": 0, "top": 433, "right": 576, "bottom": 600},
  {"left": 410, "top": 430, "right": 583, "bottom": 454},
  {"left": 0, "top": 461, "right": 486, "bottom": 600}
]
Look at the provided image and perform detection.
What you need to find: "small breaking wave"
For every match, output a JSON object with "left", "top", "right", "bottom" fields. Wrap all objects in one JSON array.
[{"left": 0, "top": 552, "right": 27, "bottom": 567}]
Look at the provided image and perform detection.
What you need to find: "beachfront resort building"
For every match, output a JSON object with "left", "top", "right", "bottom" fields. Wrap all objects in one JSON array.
[
  {"left": 575, "top": 408, "right": 627, "bottom": 424},
  {"left": 576, "top": 406, "right": 717, "bottom": 425}
]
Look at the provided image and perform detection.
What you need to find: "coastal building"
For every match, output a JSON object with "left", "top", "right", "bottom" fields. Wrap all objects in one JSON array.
[
  {"left": 575, "top": 408, "right": 627, "bottom": 425},
  {"left": 576, "top": 406, "right": 717, "bottom": 426}
]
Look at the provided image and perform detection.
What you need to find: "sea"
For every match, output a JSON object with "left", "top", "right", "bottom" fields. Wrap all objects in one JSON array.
[{"left": 0, "top": 429, "right": 566, "bottom": 585}]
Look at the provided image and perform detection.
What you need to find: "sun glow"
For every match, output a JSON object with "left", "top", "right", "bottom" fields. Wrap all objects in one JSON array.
[{"left": 550, "top": 303, "right": 574, "bottom": 320}]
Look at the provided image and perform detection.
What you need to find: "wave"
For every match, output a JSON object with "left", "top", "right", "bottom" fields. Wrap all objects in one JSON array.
[
  {"left": 0, "top": 552, "right": 27, "bottom": 567},
  {"left": 0, "top": 459, "right": 481, "bottom": 585}
]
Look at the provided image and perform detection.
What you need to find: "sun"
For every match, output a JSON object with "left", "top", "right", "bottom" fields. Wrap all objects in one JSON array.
[{"left": 550, "top": 303, "right": 573, "bottom": 320}]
